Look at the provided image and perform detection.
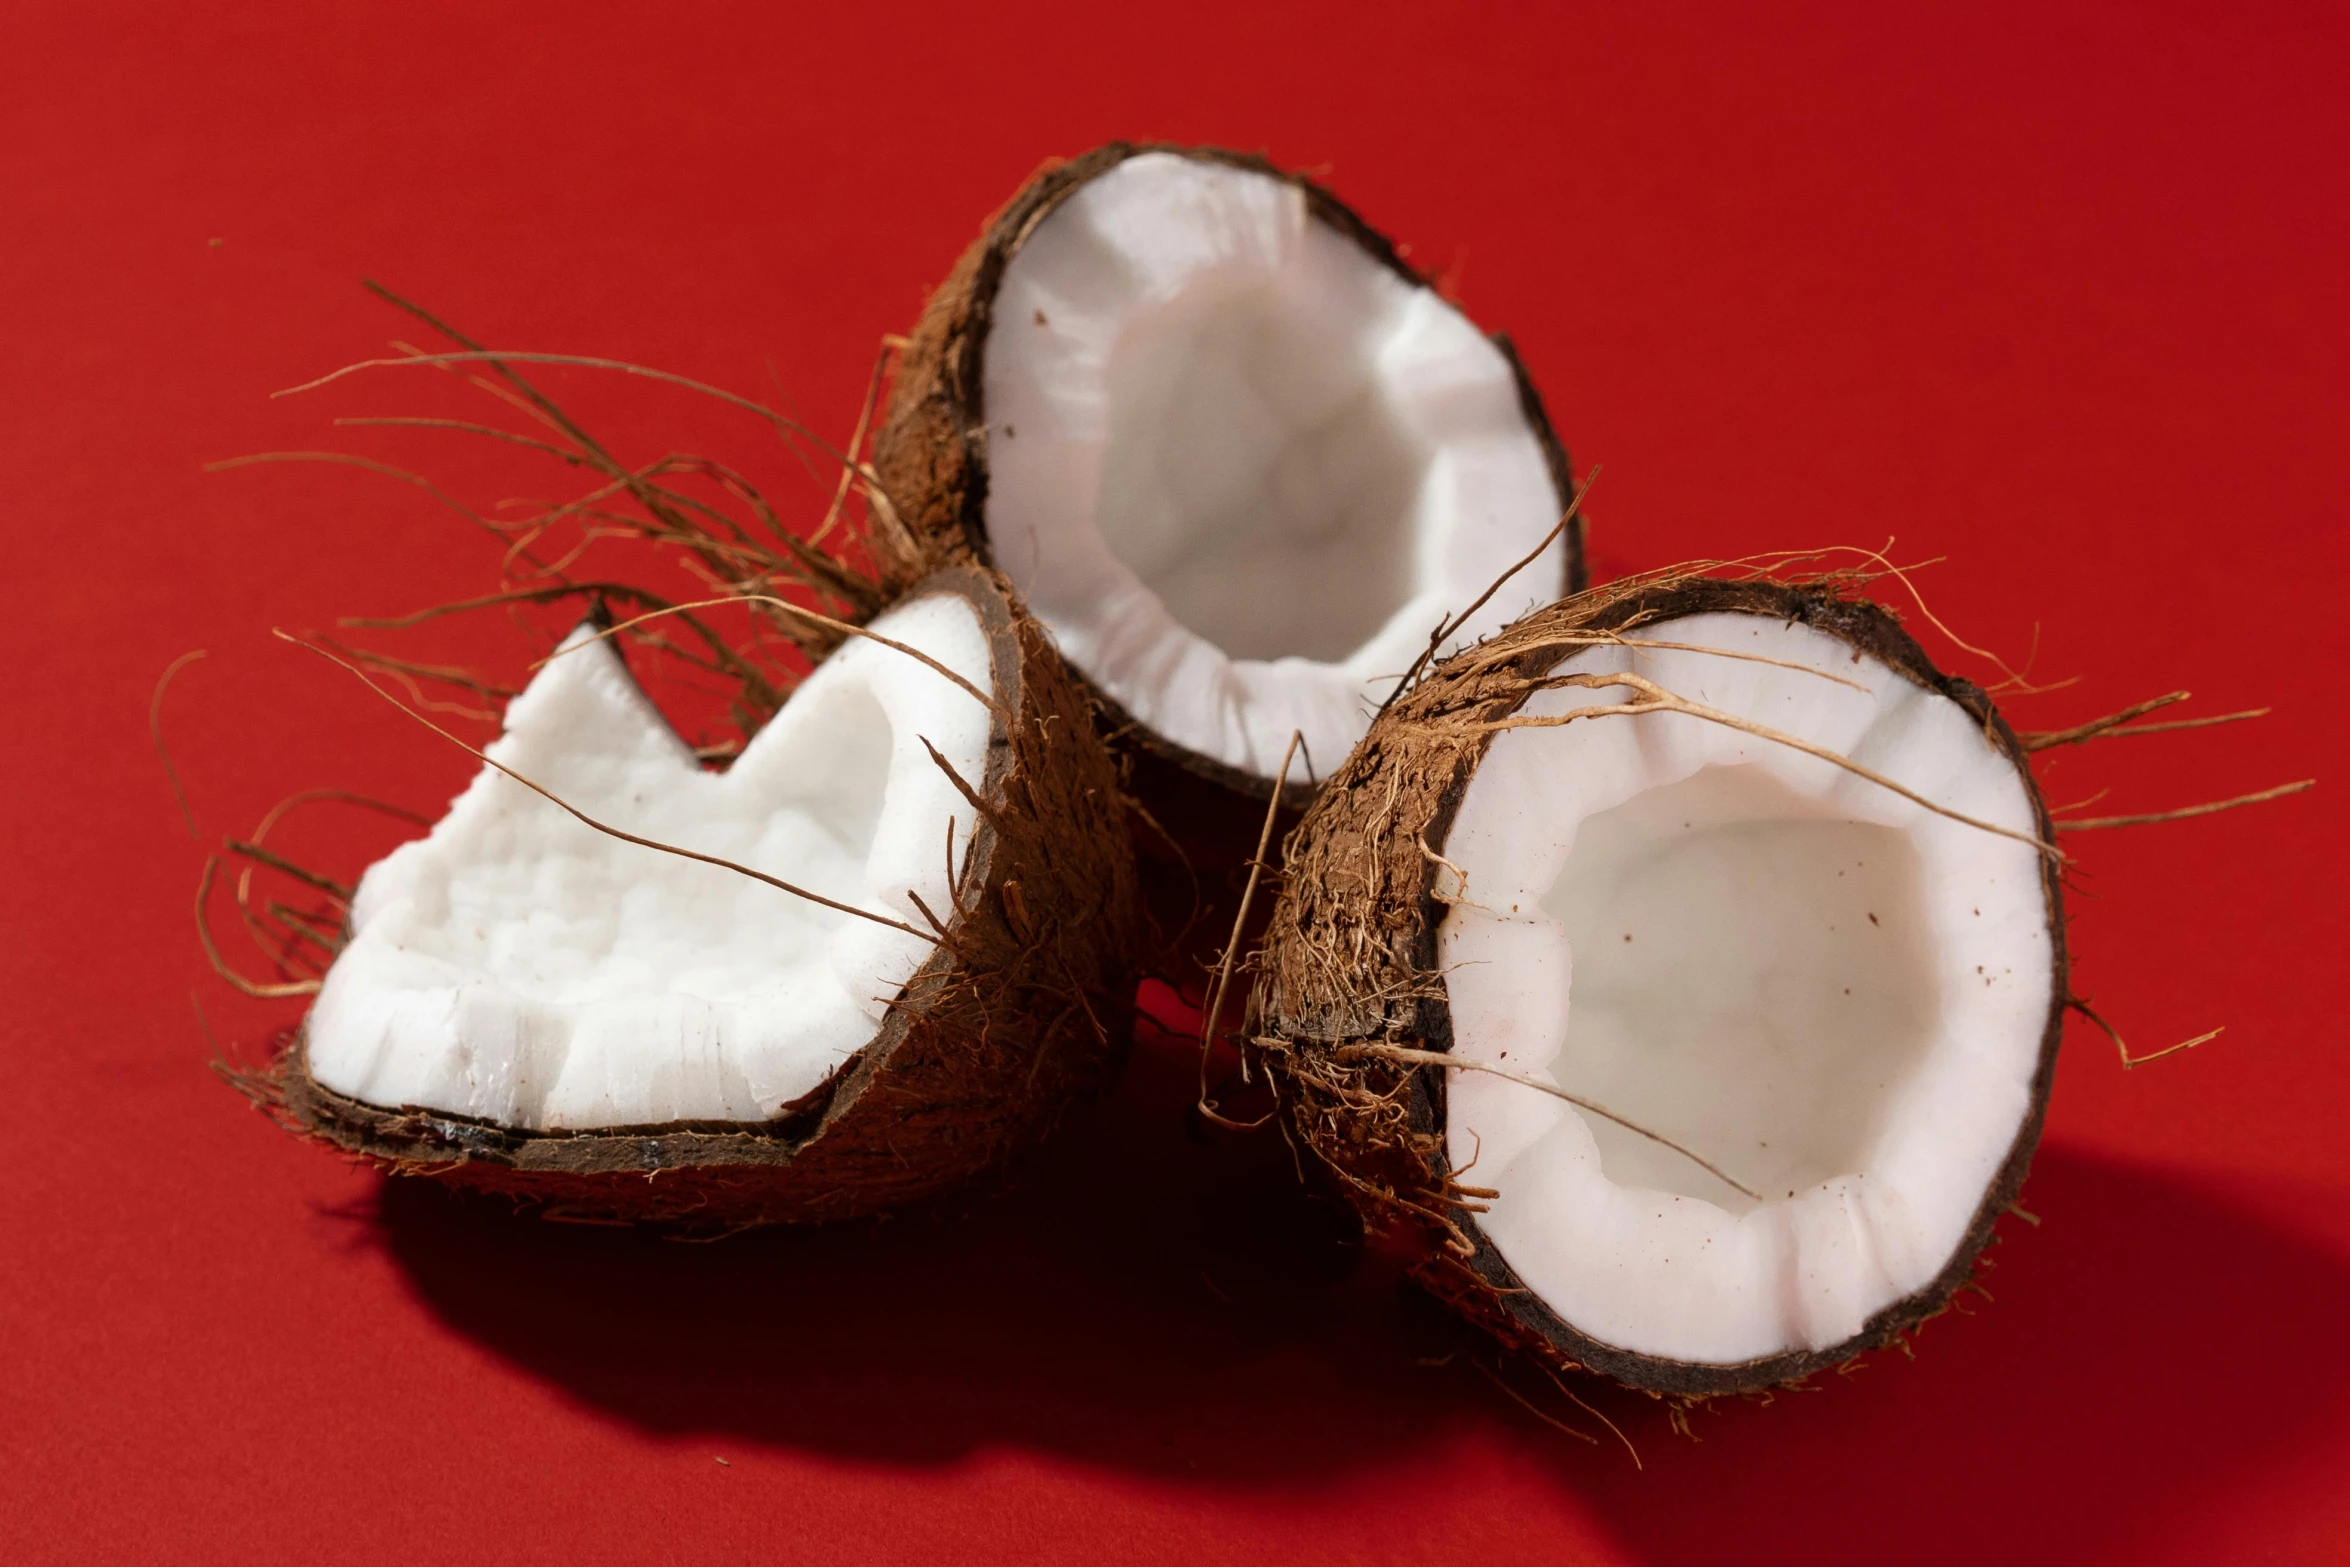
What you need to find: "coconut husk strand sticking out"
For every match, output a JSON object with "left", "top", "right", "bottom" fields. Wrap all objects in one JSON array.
[
  {"left": 874, "top": 143, "right": 1583, "bottom": 947},
  {"left": 1250, "top": 575, "right": 2065, "bottom": 1397},
  {"left": 251, "top": 566, "right": 1144, "bottom": 1225}
]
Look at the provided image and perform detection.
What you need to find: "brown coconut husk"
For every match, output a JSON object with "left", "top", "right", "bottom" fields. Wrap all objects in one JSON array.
[
  {"left": 1246, "top": 573, "right": 2068, "bottom": 1398},
  {"left": 872, "top": 141, "right": 1587, "bottom": 969},
  {"left": 233, "top": 564, "right": 1147, "bottom": 1227}
]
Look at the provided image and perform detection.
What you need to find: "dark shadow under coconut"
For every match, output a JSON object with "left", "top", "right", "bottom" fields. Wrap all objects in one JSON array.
[{"left": 361, "top": 1061, "right": 2350, "bottom": 1549}]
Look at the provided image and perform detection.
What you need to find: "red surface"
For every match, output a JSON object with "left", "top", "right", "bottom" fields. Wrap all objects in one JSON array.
[{"left": 4, "top": 2, "right": 2345, "bottom": 1561}]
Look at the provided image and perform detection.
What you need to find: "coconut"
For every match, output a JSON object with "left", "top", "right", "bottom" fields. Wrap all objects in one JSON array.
[
  {"left": 873, "top": 142, "right": 1583, "bottom": 948},
  {"left": 1250, "top": 574, "right": 2064, "bottom": 1396},
  {"left": 251, "top": 565, "right": 1143, "bottom": 1225}
]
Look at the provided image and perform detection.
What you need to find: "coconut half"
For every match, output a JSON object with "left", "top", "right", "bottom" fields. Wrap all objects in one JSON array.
[
  {"left": 267, "top": 566, "right": 1142, "bottom": 1224},
  {"left": 1253, "top": 577, "right": 2064, "bottom": 1395},
  {"left": 876, "top": 142, "right": 1582, "bottom": 802}
]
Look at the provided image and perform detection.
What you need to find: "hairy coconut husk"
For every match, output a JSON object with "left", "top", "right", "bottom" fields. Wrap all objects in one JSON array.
[
  {"left": 239, "top": 565, "right": 1146, "bottom": 1227},
  {"left": 872, "top": 142, "right": 1584, "bottom": 968},
  {"left": 1247, "top": 574, "right": 2067, "bottom": 1397}
]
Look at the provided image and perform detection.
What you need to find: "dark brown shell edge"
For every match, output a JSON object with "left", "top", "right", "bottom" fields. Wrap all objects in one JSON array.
[
  {"left": 872, "top": 138, "right": 1587, "bottom": 806},
  {"left": 1248, "top": 575, "right": 2068, "bottom": 1397},
  {"left": 251, "top": 564, "right": 1146, "bottom": 1227}
]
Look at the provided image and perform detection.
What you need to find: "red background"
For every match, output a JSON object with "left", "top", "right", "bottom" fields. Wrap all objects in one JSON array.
[{"left": 4, "top": 2, "right": 2345, "bottom": 1561}]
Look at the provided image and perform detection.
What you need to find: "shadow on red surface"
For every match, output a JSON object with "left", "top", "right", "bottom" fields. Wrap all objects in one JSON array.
[
  {"left": 1575, "top": 1151, "right": 2350, "bottom": 1564},
  {"left": 368, "top": 1025, "right": 2350, "bottom": 1560},
  {"left": 370, "top": 1022, "right": 1460, "bottom": 1482}
]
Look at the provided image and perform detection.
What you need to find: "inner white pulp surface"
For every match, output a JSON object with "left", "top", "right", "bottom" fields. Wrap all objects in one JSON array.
[
  {"left": 983, "top": 151, "right": 1564, "bottom": 783},
  {"left": 1437, "top": 614, "right": 2051, "bottom": 1366},
  {"left": 305, "top": 593, "right": 995, "bottom": 1130}
]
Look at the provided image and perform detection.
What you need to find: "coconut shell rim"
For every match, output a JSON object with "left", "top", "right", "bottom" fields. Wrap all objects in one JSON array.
[
  {"left": 268, "top": 563, "right": 1113, "bottom": 1193},
  {"left": 876, "top": 138, "right": 1587, "bottom": 803},
  {"left": 1263, "top": 575, "right": 2069, "bottom": 1397}
]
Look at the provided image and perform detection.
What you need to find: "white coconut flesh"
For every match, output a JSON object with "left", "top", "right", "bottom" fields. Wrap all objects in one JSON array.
[
  {"left": 1437, "top": 614, "right": 2052, "bottom": 1366},
  {"left": 304, "top": 593, "right": 996, "bottom": 1130},
  {"left": 982, "top": 151, "right": 1565, "bottom": 782}
]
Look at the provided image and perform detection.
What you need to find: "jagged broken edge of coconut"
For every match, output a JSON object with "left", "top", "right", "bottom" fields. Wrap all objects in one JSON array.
[
  {"left": 247, "top": 564, "right": 1145, "bottom": 1226},
  {"left": 873, "top": 140, "right": 1584, "bottom": 957},
  {"left": 1247, "top": 574, "right": 2065, "bottom": 1398}
]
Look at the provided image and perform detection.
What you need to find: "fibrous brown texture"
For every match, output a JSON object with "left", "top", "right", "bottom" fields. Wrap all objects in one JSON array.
[
  {"left": 1247, "top": 573, "right": 2068, "bottom": 1397},
  {"left": 240, "top": 566, "right": 1146, "bottom": 1227},
  {"left": 871, "top": 141, "right": 1585, "bottom": 965}
]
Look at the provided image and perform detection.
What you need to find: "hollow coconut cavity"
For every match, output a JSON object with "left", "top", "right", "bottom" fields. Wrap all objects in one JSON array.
[
  {"left": 876, "top": 142, "right": 1581, "bottom": 811},
  {"left": 1251, "top": 577, "right": 2064, "bottom": 1396},
  {"left": 263, "top": 566, "right": 1143, "bottom": 1225}
]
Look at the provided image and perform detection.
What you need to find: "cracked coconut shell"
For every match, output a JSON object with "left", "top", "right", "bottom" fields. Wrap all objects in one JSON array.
[
  {"left": 247, "top": 566, "right": 1145, "bottom": 1227},
  {"left": 1249, "top": 575, "right": 2066, "bottom": 1397}
]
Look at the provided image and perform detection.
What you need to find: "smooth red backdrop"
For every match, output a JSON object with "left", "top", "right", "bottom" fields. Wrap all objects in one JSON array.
[{"left": 3, "top": 2, "right": 2344, "bottom": 1561}]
